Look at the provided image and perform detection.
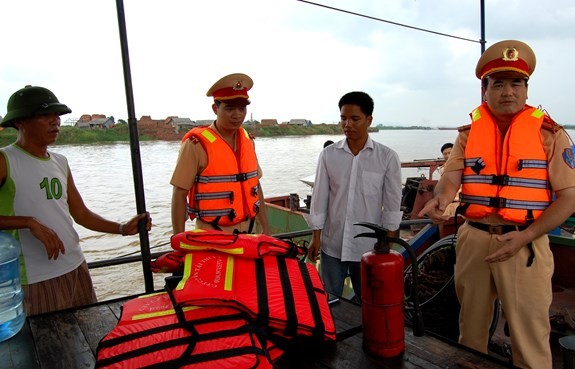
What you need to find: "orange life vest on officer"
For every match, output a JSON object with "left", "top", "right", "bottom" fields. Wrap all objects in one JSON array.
[
  {"left": 460, "top": 104, "right": 552, "bottom": 224},
  {"left": 182, "top": 126, "right": 260, "bottom": 227}
]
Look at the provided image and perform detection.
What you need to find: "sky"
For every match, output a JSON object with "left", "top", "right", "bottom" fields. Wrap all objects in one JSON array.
[{"left": 1, "top": 0, "right": 574, "bottom": 127}]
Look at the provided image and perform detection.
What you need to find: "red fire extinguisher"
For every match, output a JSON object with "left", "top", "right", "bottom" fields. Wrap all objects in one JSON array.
[{"left": 355, "top": 222, "right": 424, "bottom": 358}]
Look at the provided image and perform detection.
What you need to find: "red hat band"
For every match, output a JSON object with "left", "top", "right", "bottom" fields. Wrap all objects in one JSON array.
[
  {"left": 480, "top": 57, "right": 529, "bottom": 79},
  {"left": 212, "top": 86, "right": 249, "bottom": 101}
]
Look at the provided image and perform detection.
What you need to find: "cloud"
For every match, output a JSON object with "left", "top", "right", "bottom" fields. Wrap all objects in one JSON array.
[{"left": 1, "top": 0, "right": 573, "bottom": 127}]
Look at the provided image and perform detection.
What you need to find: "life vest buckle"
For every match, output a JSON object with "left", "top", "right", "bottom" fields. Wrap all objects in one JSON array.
[
  {"left": 228, "top": 209, "right": 237, "bottom": 221},
  {"left": 488, "top": 196, "right": 507, "bottom": 208},
  {"left": 235, "top": 173, "right": 248, "bottom": 182},
  {"left": 492, "top": 175, "right": 510, "bottom": 186}
]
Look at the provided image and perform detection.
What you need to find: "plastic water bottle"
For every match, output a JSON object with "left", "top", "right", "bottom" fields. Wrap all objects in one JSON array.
[{"left": 0, "top": 232, "right": 26, "bottom": 342}]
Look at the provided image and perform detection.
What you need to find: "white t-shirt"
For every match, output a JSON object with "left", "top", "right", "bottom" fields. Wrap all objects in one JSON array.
[{"left": 0, "top": 145, "right": 84, "bottom": 284}]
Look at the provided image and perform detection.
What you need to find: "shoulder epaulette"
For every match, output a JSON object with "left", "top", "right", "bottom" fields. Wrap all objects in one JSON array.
[
  {"left": 458, "top": 123, "right": 472, "bottom": 132},
  {"left": 541, "top": 115, "right": 563, "bottom": 133},
  {"left": 248, "top": 132, "right": 255, "bottom": 140},
  {"left": 189, "top": 135, "right": 200, "bottom": 144}
]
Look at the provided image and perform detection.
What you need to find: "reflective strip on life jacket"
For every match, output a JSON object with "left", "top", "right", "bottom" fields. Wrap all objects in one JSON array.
[
  {"left": 461, "top": 175, "right": 550, "bottom": 189},
  {"left": 168, "top": 251, "right": 336, "bottom": 342},
  {"left": 459, "top": 194, "right": 550, "bottom": 210},
  {"left": 95, "top": 292, "right": 274, "bottom": 369},
  {"left": 196, "top": 170, "right": 259, "bottom": 184}
]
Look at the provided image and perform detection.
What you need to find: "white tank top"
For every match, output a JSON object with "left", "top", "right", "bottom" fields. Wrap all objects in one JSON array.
[{"left": 0, "top": 145, "right": 84, "bottom": 284}]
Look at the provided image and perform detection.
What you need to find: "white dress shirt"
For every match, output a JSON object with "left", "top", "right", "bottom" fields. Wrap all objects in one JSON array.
[{"left": 307, "top": 137, "right": 403, "bottom": 262}]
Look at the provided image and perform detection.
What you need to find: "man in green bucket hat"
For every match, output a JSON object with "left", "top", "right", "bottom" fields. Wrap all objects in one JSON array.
[{"left": 0, "top": 85, "right": 152, "bottom": 316}]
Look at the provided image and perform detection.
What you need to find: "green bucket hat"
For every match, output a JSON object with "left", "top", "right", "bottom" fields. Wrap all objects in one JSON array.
[{"left": 1, "top": 85, "right": 72, "bottom": 128}]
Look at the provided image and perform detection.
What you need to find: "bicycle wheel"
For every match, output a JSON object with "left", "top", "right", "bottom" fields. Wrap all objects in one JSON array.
[{"left": 404, "top": 234, "right": 500, "bottom": 341}]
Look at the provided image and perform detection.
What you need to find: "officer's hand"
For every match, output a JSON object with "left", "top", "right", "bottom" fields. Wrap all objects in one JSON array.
[
  {"left": 418, "top": 197, "right": 451, "bottom": 224},
  {"left": 485, "top": 231, "right": 528, "bottom": 263}
]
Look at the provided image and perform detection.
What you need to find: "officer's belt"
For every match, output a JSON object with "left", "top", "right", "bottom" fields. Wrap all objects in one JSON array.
[{"left": 467, "top": 221, "right": 528, "bottom": 235}]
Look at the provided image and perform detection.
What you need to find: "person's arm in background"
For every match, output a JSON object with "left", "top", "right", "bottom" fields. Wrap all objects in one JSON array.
[
  {"left": 67, "top": 170, "right": 150, "bottom": 235},
  {"left": 419, "top": 134, "right": 465, "bottom": 223},
  {"left": 419, "top": 170, "right": 462, "bottom": 223},
  {"left": 381, "top": 149, "right": 403, "bottom": 235},
  {"left": 306, "top": 150, "right": 330, "bottom": 262},
  {"left": 171, "top": 186, "right": 189, "bottom": 234},
  {"left": 256, "top": 180, "right": 270, "bottom": 235},
  {"left": 170, "top": 139, "right": 200, "bottom": 234}
]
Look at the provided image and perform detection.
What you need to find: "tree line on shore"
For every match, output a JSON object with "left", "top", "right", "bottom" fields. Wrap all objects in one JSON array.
[{"left": 10, "top": 122, "right": 573, "bottom": 147}]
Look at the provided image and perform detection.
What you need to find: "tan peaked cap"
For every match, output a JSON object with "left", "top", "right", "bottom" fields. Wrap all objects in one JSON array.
[
  {"left": 475, "top": 40, "right": 536, "bottom": 79},
  {"left": 206, "top": 73, "right": 253, "bottom": 102}
]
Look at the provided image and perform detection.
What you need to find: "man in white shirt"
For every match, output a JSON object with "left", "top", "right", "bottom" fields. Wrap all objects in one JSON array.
[{"left": 307, "top": 91, "right": 403, "bottom": 301}]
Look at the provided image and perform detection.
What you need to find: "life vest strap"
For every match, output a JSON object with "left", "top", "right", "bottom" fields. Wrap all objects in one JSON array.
[
  {"left": 297, "top": 260, "right": 326, "bottom": 338},
  {"left": 462, "top": 175, "right": 550, "bottom": 189},
  {"left": 96, "top": 332, "right": 194, "bottom": 368},
  {"left": 277, "top": 257, "right": 298, "bottom": 337},
  {"left": 196, "top": 170, "right": 258, "bottom": 184},
  {"left": 255, "top": 258, "right": 270, "bottom": 326},
  {"left": 161, "top": 346, "right": 268, "bottom": 369},
  {"left": 97, "top": 322, "right": 185, "bottom": 351},
  {"left": 460, "top": 194, "right": 550, "bottom": 210}
]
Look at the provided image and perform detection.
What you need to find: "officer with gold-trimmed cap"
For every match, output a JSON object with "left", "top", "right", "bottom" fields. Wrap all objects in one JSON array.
[
  {"left": 171, "top": 72, "right": 270, "bottom": 236},
  {"left": 419, "top": 40, "right": 575, "bottom": 369}
]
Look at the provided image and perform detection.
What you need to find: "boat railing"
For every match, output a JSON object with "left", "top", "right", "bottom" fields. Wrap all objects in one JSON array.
[{"left": 86, "top": 219, "right": 436, "bottom": 270}]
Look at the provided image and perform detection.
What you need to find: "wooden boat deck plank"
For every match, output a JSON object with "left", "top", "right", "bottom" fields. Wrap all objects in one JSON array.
[
  {"left": 1, "top": 322, "right": 40, "bottom": 369},
  {"left": 29, "top": 312, "right": 95, "bottom": 369},
  {"left": 73, "top": 303, "right": 122, "bottom": 355},
  {"left": 1, "top": 294, "right": 564, "bottom": 369}
]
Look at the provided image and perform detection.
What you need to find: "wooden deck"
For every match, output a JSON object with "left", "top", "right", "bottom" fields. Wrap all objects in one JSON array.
[{"left": 1, "top": 295, "right": 526, "bottom": 369}]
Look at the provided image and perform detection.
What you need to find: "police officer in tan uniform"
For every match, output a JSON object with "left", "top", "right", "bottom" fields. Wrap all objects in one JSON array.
[
  {"left": 170, "top": 73, "right": 270, "bottom": 235},
  {"left": 419, "top": 40, "right": 575, "bottom": 369}
]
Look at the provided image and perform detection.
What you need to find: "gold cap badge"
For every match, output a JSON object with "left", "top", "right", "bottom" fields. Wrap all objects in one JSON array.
[{"left": 502, "top": 47, "right": 519, "bottom": 62}]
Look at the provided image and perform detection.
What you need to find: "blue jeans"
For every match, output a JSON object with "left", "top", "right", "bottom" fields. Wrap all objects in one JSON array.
[{"left": 320, "top": 250, "right": 362, "bottom": 302}]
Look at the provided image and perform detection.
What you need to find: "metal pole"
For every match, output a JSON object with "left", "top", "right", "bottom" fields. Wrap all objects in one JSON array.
[
  {"left": 115, "top": 0, "right": 154, "bottom": 293},
  {"left": 480, "top": 0, "right": 486, "bottom": 54},
  {"left": 479, "top": 0, "right": 486, "bottom": 102}
]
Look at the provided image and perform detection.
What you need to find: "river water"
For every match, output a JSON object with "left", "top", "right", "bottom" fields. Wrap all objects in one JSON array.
[{"left": 46, "top": 129, "right": 468, "bottom": 300}]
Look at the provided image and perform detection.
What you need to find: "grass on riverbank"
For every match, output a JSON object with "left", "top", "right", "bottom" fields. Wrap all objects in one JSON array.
[
  {"left": 0, "top": 125, "right": 156, "bottom": 147},
  {"left": 248, "top": 123, "right": 348, "bottom": 137},
  {"left": 0, "top": 123, "right": 372, "bottom": 147}
]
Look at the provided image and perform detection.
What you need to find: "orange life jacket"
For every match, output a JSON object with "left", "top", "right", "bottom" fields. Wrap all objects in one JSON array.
[
  {"left": 460, "top": 104, "right": 552, "bottom": 223},
  {"left": 151, "top": 230, "right": 307, "bottom": 274},
  {"left": 96, "top": 292, "right": 275, "bottom": 369},
  {"left": 170, "top": 229, "right": 307, "bottom": 259},
  {"left": 167, "top": 251, "right": 336, "bottom": 342},
  {"left": 182, "top": 126, "right": 260, "bottom": 227}
]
